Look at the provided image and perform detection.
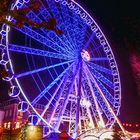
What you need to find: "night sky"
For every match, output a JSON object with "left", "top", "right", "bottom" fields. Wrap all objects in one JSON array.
[
  {"left": 76, "top": 0, "right": 140, "bottom": 124},
  {"left": 0, "top": 0, "right": 140, "bottom": 129}
]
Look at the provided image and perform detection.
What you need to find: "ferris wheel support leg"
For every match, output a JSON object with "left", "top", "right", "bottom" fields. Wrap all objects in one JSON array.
[
  {"left": 69, "top": 99, "right": 77, "bottom": 134},
  {"left": 69, "top": 79, "right": 80, "bottom": 134},
  {"left": 37, "top": 77, "right": 65, "bottom": 124},
  {"left": 84, "top": 63, "right": 127, "bottom": 136},
  {"left": 81, "top": 86, "right": 95, "bottom": 129},
  {"left": 83, "top": 66, "right": 105, "bottom": 128},
  {"left": 54, "top": 62, "right": 81, "bottom": 131},
  {"left": 75, "top": 61, "right": 82, "bottom": 138},
  {"left": 48, "top": 68, "right": 72, "bottom": 124}
]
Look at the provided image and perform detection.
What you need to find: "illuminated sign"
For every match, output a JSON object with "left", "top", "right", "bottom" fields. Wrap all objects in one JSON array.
[
  {"left": 79, "top": 129, "right": 114, "bottom": 140},
  {"left": 27, "top": 125, "right": 43, "bottom": 140}
]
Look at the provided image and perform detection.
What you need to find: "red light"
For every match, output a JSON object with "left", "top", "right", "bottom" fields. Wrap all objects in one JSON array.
[
  {"left": 129, "top": 124, "right": 132, "bottom": 127},
  {"left": 136, "top": 124, "right": 139, "bottom": 127}
]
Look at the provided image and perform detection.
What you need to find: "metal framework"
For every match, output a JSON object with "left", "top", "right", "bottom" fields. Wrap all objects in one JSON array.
[{"left": 0, "top": 0, "right": 125, "bottom": 138}]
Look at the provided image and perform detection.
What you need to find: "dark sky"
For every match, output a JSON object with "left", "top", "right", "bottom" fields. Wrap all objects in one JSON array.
[
  {"left": 0, "top": 0, "right": 140, "bottom": 128},
  {"left": 76, "top": 0, "right": 140, "bottom": 124}
]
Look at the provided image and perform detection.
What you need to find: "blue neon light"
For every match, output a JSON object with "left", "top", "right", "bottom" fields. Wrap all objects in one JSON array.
[{"left": 1, "top": 0, "right": 122, "bottom": 135}]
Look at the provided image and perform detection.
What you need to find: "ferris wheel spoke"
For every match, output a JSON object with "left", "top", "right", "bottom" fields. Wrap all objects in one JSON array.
[
  {"left": 47, "top": 0, "right": 59, "bottom": 13},
  {"left": 75, "top": 61, "right": 82, "bottom": 135},
  {"left": 60, "top": 2, "right": 86, "bottom": 51},
  {"left": 46, "top": 2, "right": 76, "bottom": 51},
  {"left": 37, "top": 3, "right": 73, "bottom": 52},
  {"left": 48, "top": 66, "right": 73, "bottom": 124},
  {"left": 63, "top": 18, "right": 87, "bottom": 51},
  {"left": 85, "top": 63, "right": 115, "bottom": 106},
  {"left": 90, "top": 57, "right": 108, "bottom": 61},
  {"left": 14, "top": 60, "right": 74, "bottom": 79},
  {"left": 84, "top": 63, "right": 126, "bottom": 134},
  {"left": 41, "top": 4, "right": 71, "bottom": 50},
  {"left": 54, "top": 61, "right": 81, "bottom": 130},
  {"left": 88, "top": 62, "right": 114, "bottom": 89},
  {"left": 85, "top": 29, "right": 102, "bottom": 51},
  {"left": 70, "top": 79, "right": 80, "bottom": 133},
  {"left": 83, "top": 64, "right": 115, "bottom": 117},
  {"left": 71, "top": 11, "right": 87, "bottom": 50},
  {"left": 81, "top": 84, "right": 95, "bottom": 129},
  {"left": 46, "top": 31, "right": 74, "bottom": 56},
  {"left": 15, "top": 25, "right": 67, "bottom": 54},
  {"left": 33, "top": 7, "right": 74, "bottom": 55},
  {"left": 47, "top": 1, "right": 68, "bottom": 33},
  {"left": 25, "top": 53, "right": 43, "bottom": 93},
  {"left": 65, "top": 26, "right": 79, "bottom": 51},
  {"left": 38, "top": 6, "right": 51, "bottom": 21},
  {"left": 92, "top": 44, "right": 103, "bottom": 52},
  {"left": 81, "top": 76, "right": 99, "bottom": 127},
  {"left": 26, "top": 8, "right": 51, "bottom": 37},
  {"left": 64, "top": 27, "right": 77, "bottom": 52},
  {"left": 88, "top": 82, "right": 114, "bottom": 124},
  {"left": 84, "top": 31, "right": 96, "bottom": 50},
  {"left": 8, "top": 44, "right": 72, "bottom": 60},
  {"left": 87, "top": 62, "right": 112, "bottom": 75},
  {"left": 31, "top": 62, "right": 75, "bottom": 106},
  {"left": 24, "top": 4, "right": 50, "bottom": 37},
  {"left": 93, "top": 79, "right": 114, "bottom": 106},
  {"left": 37, "top": 76, "right": 65, "bottom": 124},
  {"left": 58, "top": 17, "right": 77, "bottom": 51},
  {"left": 87, "top": 65, "right": 114, "bottom": 89},
  {"left": 46, "top": 31, "right": 73, "bottom": 56},
  {"left": 61, "top": 25, "right": 76, "bottom": 52},
  {"left": 67, "top": 26, "right": 86, "bottom": 52},
  {"left": 77, "top": 25, "right": 87, "bottom": 50},
  {"left": 59, "top": 4, "right": 77, "bottom": 49},
  {"left": 83, "top": 65, "right": 105, "bottom": 128}
]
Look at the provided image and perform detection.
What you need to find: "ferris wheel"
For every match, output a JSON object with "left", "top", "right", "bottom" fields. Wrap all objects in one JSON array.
[{"left": 0, "top": 0, "right": 124, "bottom": 138}]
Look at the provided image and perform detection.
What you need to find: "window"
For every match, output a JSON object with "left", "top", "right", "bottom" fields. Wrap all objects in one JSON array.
[
  {"left": 15, "top": 122, "right": 20, "bottom": 129},
  {"left": 7, "top": 122, "right": 11, "bottom": 129},
  {"left": 18, "top": 112, "right": 23, "bottom": 117},
  {"left": 4, "top": 123, "right": 7, "bottom": 128}
]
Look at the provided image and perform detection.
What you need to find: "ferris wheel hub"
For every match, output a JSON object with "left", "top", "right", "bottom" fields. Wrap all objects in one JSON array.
[{"left": 81, "top": 49, "right": 90, "bottom": 61}]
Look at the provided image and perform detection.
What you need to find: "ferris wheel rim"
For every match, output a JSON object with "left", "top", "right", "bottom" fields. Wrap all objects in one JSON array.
[{"left": 1, "top": 0, "right": 122, "bottom": 136}]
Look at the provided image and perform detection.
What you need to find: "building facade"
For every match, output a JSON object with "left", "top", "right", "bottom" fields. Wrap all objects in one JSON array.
[
  {"left": 0, "top": 99, "right": 28, "bottom": 130},
  {"left": 0, "top": 98, "right": 45, "bottom": 140}
]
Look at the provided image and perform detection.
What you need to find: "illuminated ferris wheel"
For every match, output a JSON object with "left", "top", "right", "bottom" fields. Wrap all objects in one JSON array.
[{"left": 0, "top": 0, "right": 124, "bottom": 138}]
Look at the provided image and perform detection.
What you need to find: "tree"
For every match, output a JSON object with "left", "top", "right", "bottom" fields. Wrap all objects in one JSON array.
[
  {"left": 112, "top": 123, "right": 122, "bottom": 140},
  {"left": 0, "top": 68, "right": 9, "bottom": 78},
  {"left": 0, "top": 0, "right": 64, "bottom": 35}
]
